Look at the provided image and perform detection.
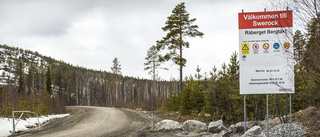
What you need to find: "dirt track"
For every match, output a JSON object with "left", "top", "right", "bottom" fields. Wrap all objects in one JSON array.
[{"left": 18, "top": 106, "right": 151, "bottom": 137}]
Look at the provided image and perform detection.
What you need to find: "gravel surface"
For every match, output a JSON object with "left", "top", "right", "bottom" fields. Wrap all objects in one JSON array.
[
  {"left": 267, "top": 123, "right": 307, "bottom": 137},
  {"left": 17, "top": 106, "right": 150, "bottom": 137}
]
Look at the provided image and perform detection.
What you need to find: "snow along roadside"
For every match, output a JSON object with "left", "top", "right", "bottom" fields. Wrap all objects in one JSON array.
[{"left": 0, "top": 114, "right": 70, "bottom": 137}]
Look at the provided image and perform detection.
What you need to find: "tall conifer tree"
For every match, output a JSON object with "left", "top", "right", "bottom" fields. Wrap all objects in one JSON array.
[
  {"left": 111, "top": 57, "right": 121, "bottom": 103},
  {"left": 157, "top": 2, "right": 204, "bottom": 93},
  {"left": 46, "top": 67, "right": 52, "bottom": 95},
  {"left": 144, "top": 45, "right": 167, "bottom": 110},
  {"left": 17, "top": 61, "right": 24, "bottom": 93}
]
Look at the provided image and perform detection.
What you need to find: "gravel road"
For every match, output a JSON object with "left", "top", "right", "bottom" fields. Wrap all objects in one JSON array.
[{"left": 18, "top": 106, "right": 151, "bottom": 137}]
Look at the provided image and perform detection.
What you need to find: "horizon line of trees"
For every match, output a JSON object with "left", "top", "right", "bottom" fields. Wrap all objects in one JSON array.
[{"left": 0, "top": 44, "right": 181, "bottom": 117}]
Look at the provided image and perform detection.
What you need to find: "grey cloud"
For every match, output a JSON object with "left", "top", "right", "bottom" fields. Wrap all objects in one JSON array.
[
  {"left": 0, "top": 0, "right": 272, "bottom": 80},
  {"left": 0, "top": 0, "right": 101, "bottom": 37}
]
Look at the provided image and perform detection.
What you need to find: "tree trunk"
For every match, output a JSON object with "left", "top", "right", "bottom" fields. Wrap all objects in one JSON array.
[
  {"left": 116, "top": 75, "right": 118, "bottom": 103},
  {"left": 32, "top": 71, "right": 34, "bottom": 94},
  {"left": 152, "top": 60, "right": 156, "bottom": 110},
  {"left": 179, "top": 24, "right": 183, "bottom": 105}
]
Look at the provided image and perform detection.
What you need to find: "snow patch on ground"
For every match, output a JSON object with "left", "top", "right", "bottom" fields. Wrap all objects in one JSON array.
[{"left": 0, "top": 114, "right": 69, "bottom": 137}]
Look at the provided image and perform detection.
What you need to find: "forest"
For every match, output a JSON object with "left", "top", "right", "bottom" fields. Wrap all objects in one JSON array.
[{"left": 0, "top": 44, "right": 180, "bottom": 117}]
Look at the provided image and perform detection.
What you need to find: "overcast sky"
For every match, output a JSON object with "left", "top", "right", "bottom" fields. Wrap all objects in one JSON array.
[{"left": 0, "top": 0, "right": 278, "bottom": 80}]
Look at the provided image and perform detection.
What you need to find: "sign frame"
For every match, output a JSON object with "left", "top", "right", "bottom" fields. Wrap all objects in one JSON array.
[{"left": 238, "top": 10, "right": 294, "bottom": 95}]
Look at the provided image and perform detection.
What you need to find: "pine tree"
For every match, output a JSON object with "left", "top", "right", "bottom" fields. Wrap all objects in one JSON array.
[
  {"left": 227, "top": 52, "right": 239, "bottom": 81},
  {"left": 293, "top": 30, "right": 306, "bottom": 64},
  {"left": 226, "top": 52, "right": 242, "bottom": 121},
  {"left": 157, "top": 2, "right": 204, "bottom": 93},
  {"left": 190, "top": 66, "right": 205, "bottom": 114},
  {"left": 204, "top": 66, "right": 218, "bottom": 115},
  {"left": 203, "top": 52, "right": 241, "bottom": 122},
  {"left": 302, "top": 18, "right": 320, "bottom": 108},
  {"left": 215, "top": 63, "right": 229, "bottom": 117},
  {"left": 304, "top": 18, "right": 320, "bottom": 80},
  {"left": 292, "top": 30, "right": 309, "bottom": 111},
  {"left": 111, "top": 57, "right": 121, "bottom": 103},
  {"left": 17, "top": 61, "right": 24, "bottom": 93},
  {"left": 27, "top": 58, "right": 35, "bottom": 94},
  {"left": 181, "top": 66, "right": 205, "bottom": 115},
  {"left": 167, "top": 92, "right": 180, "bottom": 111},
  {"left": 46, "top": 67, "right": 52, "bottom": 95},
  {"left": 144, "top": 45, "right": 167, "bottom": 110},
  {"left": 181, "top": 78, "right": 192, "bottom": 115}
]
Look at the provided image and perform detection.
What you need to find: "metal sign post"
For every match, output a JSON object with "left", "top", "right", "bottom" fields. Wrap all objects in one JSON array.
[
  {"left": 290, "top": 94, "right": 292, "bottom": 136},
  {"left": 244, "top": 95, "right": 246, "bottom": 133},
  {"left": 239, "top": 9, "right": 294, "bottom": 136},
  {"left": 266, "top": 94, "right": 292, "bottom": 137},
  {"left": 267, "top": 94, "right": 269, "bottom": 137}
]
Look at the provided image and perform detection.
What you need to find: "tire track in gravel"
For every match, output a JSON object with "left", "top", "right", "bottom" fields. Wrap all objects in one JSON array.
[{"left": 18, "top": 106, "right": 150, "bottom": 137}]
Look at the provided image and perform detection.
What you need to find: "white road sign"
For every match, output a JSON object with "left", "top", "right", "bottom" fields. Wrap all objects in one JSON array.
[{"left": 238, "top": 10, "right": 294, "bottom": 94}]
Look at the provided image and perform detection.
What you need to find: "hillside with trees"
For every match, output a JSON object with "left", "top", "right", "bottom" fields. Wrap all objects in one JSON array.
[{"left": 0, "top": 44, "right": 179, "bottom": 117}]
